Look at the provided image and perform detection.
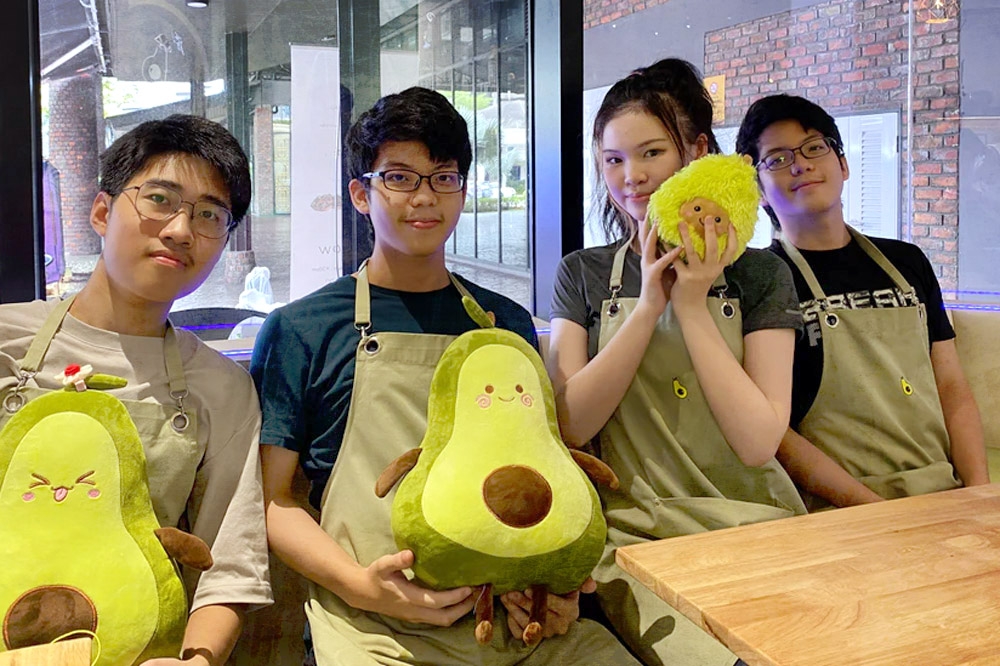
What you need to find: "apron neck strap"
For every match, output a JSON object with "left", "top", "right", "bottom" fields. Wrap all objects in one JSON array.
[
  {"left": 18, "top": 294, "right": 187, "bottom": 393},
  {"left": 847, "top": 226, "right": 916, "bottom": 294},
  {"left": 355, "top": 260, "right": 373, "bottom": 337},
  {"left": 780, "top": 225, "right": 916, "bottom": 301},
  {"left": 354, "top": 261, "right": 491, "bottom": 335},
  {"left": 20, "top": 295, "right": 75, "bottom": 373},
  {"left": 779, "top": 235, "right": 828, "bottom": 301}
]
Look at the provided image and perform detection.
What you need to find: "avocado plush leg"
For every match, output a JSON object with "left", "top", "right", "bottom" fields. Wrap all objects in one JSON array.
[
  {"left": 569, "top": 449, "right": 620, "bottom": 490},
  {"left": 155, "top": 527, "right": 214, "bottom": 571},
  {"left": 521, "top": 584, "right": 548, "bottom": 646},
  {"left": 474, "top": 584, "right": 494, "bottom": 645}
]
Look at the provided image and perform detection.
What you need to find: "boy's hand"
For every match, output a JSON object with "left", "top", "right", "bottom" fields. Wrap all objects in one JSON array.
[
  {"left": 499, "top": 577, "right": 597, "bottom": 640},
  {"left": 359, "top": 550, "right": 475, "bottom": 626}
]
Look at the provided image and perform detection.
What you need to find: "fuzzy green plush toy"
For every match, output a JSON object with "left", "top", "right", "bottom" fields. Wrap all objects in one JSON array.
[
  {"left": 376, "top": 322, "right": 618, "bottom": 646},
  {"left": 0, "top": 386, "right": 212, "bottom": 665},
  {"left": 647, "top": 153, "right": 760, "bottom": 262}
]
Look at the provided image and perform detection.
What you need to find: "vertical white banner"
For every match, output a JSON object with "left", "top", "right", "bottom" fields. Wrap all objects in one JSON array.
[{"left": 290, "top": 44, "right": 342, "bottom": 300}]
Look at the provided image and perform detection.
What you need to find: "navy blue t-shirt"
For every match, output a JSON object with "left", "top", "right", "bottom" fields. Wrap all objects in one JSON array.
[{"left": 250, "top": 274, "right": 538, "bottom": 508}]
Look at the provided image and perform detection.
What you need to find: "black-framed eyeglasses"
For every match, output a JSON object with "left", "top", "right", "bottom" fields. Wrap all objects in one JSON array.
[
  {"left": 120, "top": 182, "right": 234, "bottom": 239},
  {"left": 361, "top": 169, "right": 466, "bottom": 193},
  {"left": 757, "top": 136, "right": 841, "bottom": 172}
]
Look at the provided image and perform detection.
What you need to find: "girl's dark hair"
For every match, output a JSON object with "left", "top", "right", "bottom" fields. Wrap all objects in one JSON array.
[
  {"left": 592, "top": 58, "right": 721, "bottom": 241},
  {"left": 99, "top": 114, "right": 251, "bottom": 227}
]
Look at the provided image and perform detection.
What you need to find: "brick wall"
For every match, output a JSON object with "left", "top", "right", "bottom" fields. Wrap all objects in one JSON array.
[
  {"left": 48, "top": 72, "right": 105, "bottom": 257},
  {"left": 252, "top": 105, "right": 275, "bottom": 216},
  {"left": 585, "top": 0, "right": 671, "bottom": 30},
  {"left": 704, "top": 0, "right": 961, "bottom": 289}
]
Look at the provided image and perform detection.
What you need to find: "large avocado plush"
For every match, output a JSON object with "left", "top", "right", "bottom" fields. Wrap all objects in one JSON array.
[
  {"left": 0, "top": 387, "right": 211, "bottom": 665},
  {"left": 647, "top": 153, "right": 760, "bottom": 262},
  {"left": 376, "top": 323, "right": 618, "bottom": 646}
]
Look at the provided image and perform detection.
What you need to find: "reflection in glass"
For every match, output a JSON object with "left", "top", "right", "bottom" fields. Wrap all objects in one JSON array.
[{"left": 38, "top": 0, "right": 531, "bottom": 312}]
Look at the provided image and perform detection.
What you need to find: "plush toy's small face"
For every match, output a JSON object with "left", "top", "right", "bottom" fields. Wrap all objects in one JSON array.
[{"left": 678, "top": 197, "right": 731, "bottom": 240}]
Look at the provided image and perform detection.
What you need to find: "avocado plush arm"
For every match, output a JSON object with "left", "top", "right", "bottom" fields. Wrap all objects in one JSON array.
[
  {"left": 375, "top": 448, "right": 422, "bottom": 497},
  {"left": 569, "top": 449, "right": 620, "bottom": 490},
  {"left": 155, "top": 526, "right": 214, "bottom": 571}
]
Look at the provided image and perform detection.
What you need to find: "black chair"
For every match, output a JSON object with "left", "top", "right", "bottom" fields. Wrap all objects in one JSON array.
[{"left": 168, "top": 307, "right": 266, "bottom": 341}]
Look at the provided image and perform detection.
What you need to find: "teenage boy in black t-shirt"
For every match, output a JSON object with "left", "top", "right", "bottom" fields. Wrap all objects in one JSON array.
[{"left": 736, "top": 94, "right": 988, "bottom": 509}]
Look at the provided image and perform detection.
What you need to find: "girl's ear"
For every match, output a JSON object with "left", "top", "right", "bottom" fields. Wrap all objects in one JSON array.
[
  {"left": 688, "top": 133, "right": 710, "bottom": 161},
  {"left": 348, "top": 178, "right": 371, "bottom": 215}
]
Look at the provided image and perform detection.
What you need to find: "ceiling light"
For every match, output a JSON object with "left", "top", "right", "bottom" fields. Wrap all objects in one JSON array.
[{"left": 186, "top": 0, "right": 208, "bottom": 7}]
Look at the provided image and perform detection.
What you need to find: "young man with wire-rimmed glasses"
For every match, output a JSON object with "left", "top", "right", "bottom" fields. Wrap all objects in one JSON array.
[
  {"left": 251, "top": 86, "right": 636, "bottom": 665},
  {"left": 0, "top": 115, "right": 272, "bottom": 664},
  {"left": 736, "top": 94, "right": 988, "bottom": 510}
]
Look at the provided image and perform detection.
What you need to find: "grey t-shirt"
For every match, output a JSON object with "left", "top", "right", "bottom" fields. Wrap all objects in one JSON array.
[
  {"left": 551, "top": 240, "right": 803, "bottom": 358},
  {"left": 0, "top": 300, "right": 273, "bottom": 612}
]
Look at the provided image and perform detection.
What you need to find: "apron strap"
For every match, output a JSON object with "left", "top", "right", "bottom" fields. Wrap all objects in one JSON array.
[
  {"left": 847, "top": 226, "right": 916, "bottom": 294},
  {"left": 20, "top": 295, "right": 75, "bottom": 374},
  {"left": 780, "top": 226, "right": 916, "bottom": 301},
  {"left": 353, "top": 260, "right": 493, "bottom": 335},
  {"left": 354, "top": 259, "right": 373, "bottom": 337},
  {"left": 609, "top": 237, "right": 632, "bottom": 294},
  {"left": 779, "top": 235, "right": 828, "bottom": 301},
  {"left": 8, "top": 295, "right": 190, "bottom": 429}
]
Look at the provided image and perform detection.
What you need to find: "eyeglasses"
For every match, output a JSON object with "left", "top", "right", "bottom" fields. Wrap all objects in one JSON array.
[
  {"left": 757, "top": 136, "right": 841, "bottom": 172},
  {"left": 361, "top": 169, "right": 466, "bottom": 193},
  {"left": 120, "top": 182, "right": 234, "bottom": 239}
]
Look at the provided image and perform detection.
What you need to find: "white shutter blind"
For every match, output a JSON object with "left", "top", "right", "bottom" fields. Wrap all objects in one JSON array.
[{"left": 838, "top": 112, "right": 900, "bottom": 240}]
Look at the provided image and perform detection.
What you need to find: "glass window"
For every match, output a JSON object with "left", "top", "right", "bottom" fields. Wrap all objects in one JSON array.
[
  {"left": 38, "top": 0, "right": 532, "bottom": 328},
  {"left": 582, "top": 0, "right": 999, "bottom": 307}
]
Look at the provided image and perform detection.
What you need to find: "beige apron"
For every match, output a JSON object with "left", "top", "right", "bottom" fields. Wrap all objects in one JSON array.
[
  {"left": 781, "top": 227, "right": 960, "bottom": 510},
  {"left": 0, "top": 296, "right": 199, "bottom": 529},
  {"left": 594, "top": 241, "right": 806, "bottom": 666},
  {"left": 306, "top": 264, "right": 639, "bottom": 666}
]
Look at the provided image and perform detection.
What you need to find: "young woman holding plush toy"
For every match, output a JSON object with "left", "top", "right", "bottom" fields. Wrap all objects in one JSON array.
[{"left": 547, "top": 58, "right": 807, "bottom": 666}]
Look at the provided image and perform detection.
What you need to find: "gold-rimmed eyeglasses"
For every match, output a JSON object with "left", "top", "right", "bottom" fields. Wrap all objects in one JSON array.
[{"left": 120, "top": 182, "right": 234, "bottom": 239}]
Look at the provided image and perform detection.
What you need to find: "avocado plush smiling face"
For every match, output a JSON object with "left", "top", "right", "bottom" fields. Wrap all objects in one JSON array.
[
  {"left": 390, "top": 328, "right": 607, "bottom": 595},
  {"left": 0, "top": 390, "right": 187, "bottom": 665}
]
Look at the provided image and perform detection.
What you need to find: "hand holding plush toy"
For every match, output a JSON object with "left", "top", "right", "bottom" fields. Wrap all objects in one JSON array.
[
  {"left": 376, "top": 318, "right": 617, "bottom": 647},
  {"left": 647, "top": 153, "right": 760, "bottom": 262}
]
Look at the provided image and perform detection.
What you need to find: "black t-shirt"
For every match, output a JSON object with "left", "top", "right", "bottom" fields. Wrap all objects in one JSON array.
[
  {"left": 250, "top": 274, "right": 538, "bottom": 509},
  {"left": 768, "top": 236, "right": 955, "bottom": 427}
]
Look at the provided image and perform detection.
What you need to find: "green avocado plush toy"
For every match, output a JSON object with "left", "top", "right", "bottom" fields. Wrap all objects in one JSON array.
[
  {"left": 0, "top": 385, "right": 212, "bottom": 665},
  {"left": 376, "top": 317, "right": 618, "bottom": 646},
  {"left": 647, "top": 153, "right": 760, "bottom": 262}
]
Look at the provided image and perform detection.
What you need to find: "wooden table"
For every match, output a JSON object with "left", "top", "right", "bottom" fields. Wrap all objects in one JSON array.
[
  {"left": 615, "top": 484, "right": 1000, "bottom": 666},
  {"left": 0, "top": 637, "right": 92, "bottom": 665}
]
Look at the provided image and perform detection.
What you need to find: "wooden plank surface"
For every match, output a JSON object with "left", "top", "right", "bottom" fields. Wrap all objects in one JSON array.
[
  {"left": 0, "top": 637, "right": 92, "bottom": 666},
  {"left": 615, "top": 484, "right": 1000, "bottom": 666}
]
